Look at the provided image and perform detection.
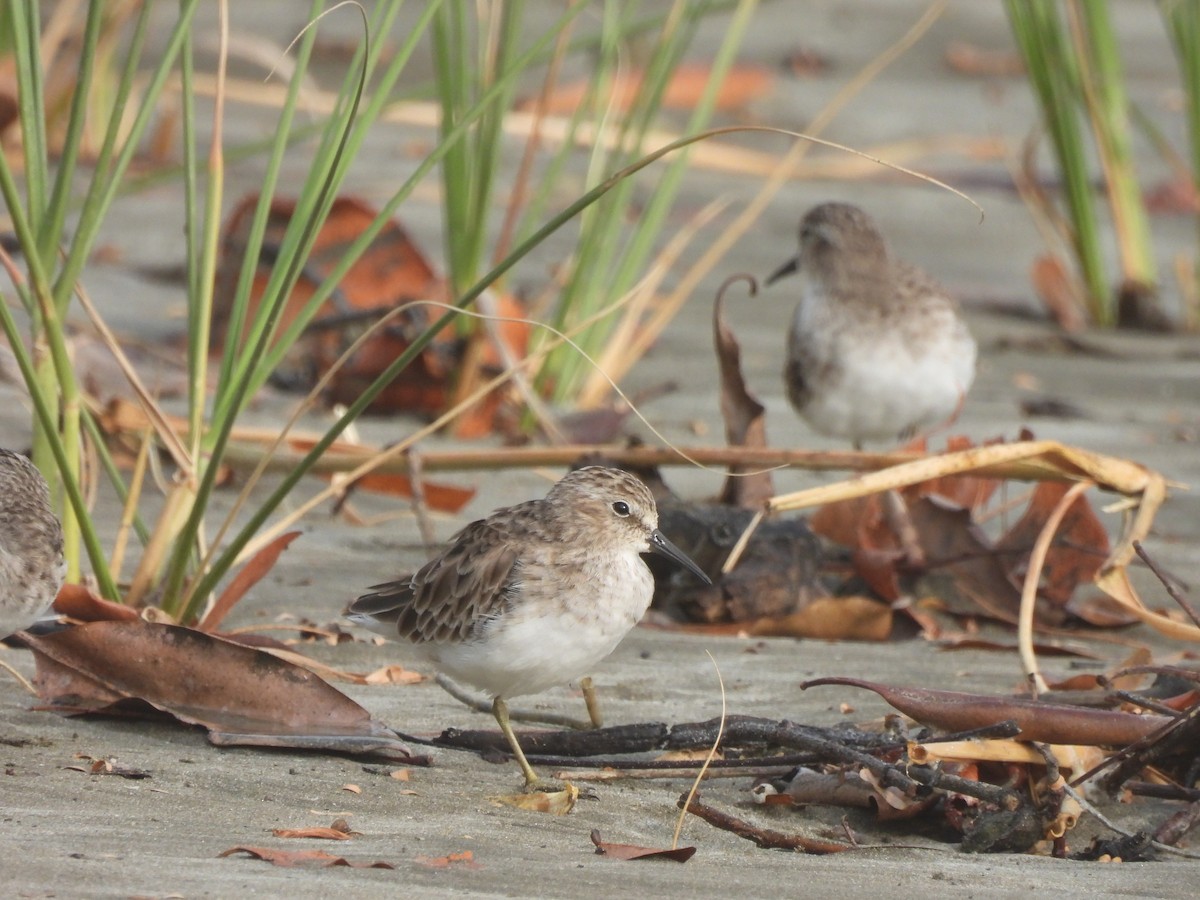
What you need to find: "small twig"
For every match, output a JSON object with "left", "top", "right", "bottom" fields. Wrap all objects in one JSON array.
[
  {"left": 535, "top": 754, "right": 815, "bottom": 773},
  {"left": 554, "top": 764, "right": 797, "bottom": 782},
  {"left": 1153, "top": 797, "right": 1200, "bottom": 848},
  {"left": 881, "top": 489, "right": 925, "bottom": 569},
  {"left": 1134, "top": 540, "right": 1200, "bottom": 629},
  {"left": 906, "top": 764, "right": 1024, "bottom": 811},
  {"left": 437, "top": 723, "right": 670, "bottom": 758},
  {"left": 1108, "top": 664, "right": 1200, "bottom": 687},
  {"left": 1126, "top": 780, "right": 1200, "bottom": 802},
  {"left": 677, "top": 792, "right": 852, "bottom": 854},
  {"left": 917, "top": 721, "right": 1023, "bottom": 744},
  {"left": 1103, "top": 688, "right": 1185, "bottom": 719},
  {"left": 1069, "top": 701, "right": 1200, "bottom": 790},
  {"left": 674, "top": 650, "right": 726, "bottom": 850},
  {"left": 405, "top": 448, "right": 436, "bottom": 552},
  {"left": 0, "top": 652, "right": 38, "bottom": 694}
]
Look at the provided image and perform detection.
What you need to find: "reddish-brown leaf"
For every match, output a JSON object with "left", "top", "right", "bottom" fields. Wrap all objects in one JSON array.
[
  {"left": 24, "top": 621, "right": 413, "bottom": 758},
  {"left": 272, "top": 824, "right": 360, "bottom": 841},
  {"left": 1065, "top": 592, "right": 1141, "bottom": 627},
  {"left": 282, "top": 436, "right": 476, "bottom": 513},
  {"left": 52, "top": 583, "right": 140, "bottom": 622},
  {"left": 199, "top": 531, "right": 302, "bottom": 633},
  {"left": 522, "top": 63, "right": 773, "bottom": 115},
  {"left": 414, "top": 850, "right": 480, "bottom": 869},
  {"left": 213, "top": 195, "right": 529, "bottom": 433},
  {"left": 1031, "top": 254, "right": 1087, "bottom": 332},
  {"left": 743, "top": 596, "right": 892, "bottom": 642},
  {"left": 903, "top": 435, "right": 1002, "bottom": 511},
  {"left": 590, "top": 830, "right": 696, "bottom": 862},
  {"left": 713, "top": 277, "right": 772, "bottom": 508},
  {"left": 943, "top": 41, "right": 1025, "bottom": 77},
  {"left": 802, "top": 676, "right": 1172, "bottom": 746},
  {"left": 907, "top": 496, "right": 1037, "bottom": 625},
  {"left": 1144, "top": 175, "right": 1200, "bottom": 214},
  {"left": 995, "top": 481, "right": 1109, "bottom": 607},
  {"left": 809, "top": 495, "right": 877, "bottom": 550},
  {"left": 219, "top": 846, "right": 393, "bottom": 869}
]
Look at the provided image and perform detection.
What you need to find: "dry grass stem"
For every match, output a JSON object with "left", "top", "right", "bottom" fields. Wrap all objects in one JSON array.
[{"left": 1018, "top": 480, "right": 1094, "bottom": 695}]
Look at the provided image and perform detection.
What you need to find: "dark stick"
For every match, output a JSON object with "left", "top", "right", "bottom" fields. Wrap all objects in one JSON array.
[
  {"left": 677, "top": 793, "right": 851, "bottom": 854},
  {"left": 1133, "top": 541, "right": 1200, "bottom": 628},
  {"left": 1153, "top": 798, "right": 1200, "bottom": 848}
]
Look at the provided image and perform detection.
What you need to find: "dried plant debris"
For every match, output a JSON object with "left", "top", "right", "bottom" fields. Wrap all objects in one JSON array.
[
  {"left": 272, "top": 819, "right": 360, "bottom": 841},
  {"left": 219, "top": 846, "right": 394, "bottom": 869},
  {"left": 590, "top": 829, "right": 696, "bottom": 862},
  {"left": 212, "top": 194, "right": 528, "bottom": 436},
  {"left": 25, "top": 621, "right": 415, "bottom": 760},
  {"left": 427, "top": 706, "right": 1199, "bottom": 858},
  {"left": 649, "top": 502, "right": 826, "bottom": 626},
  {"left": 712, "top": 274, "right": 773, "bottom": 508}
]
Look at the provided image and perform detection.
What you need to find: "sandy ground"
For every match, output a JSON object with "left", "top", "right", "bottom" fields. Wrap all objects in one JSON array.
[{"left": 4, "top": 2, "right": 1200, "bottom": 897}]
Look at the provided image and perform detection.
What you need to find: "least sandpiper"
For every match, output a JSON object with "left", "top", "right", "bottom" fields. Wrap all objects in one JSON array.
[
  {"left": 0, "top": 449, "right": 65, "bottom": 639},
  {"left": 767, "top": 202, "right": 976, "bottom": 447},
  {"left": 347, "top": 466, "right": 710, "bottom": 788}
]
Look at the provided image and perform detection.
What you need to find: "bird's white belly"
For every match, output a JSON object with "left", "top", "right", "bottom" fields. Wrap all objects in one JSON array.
[
  {"left": 430, "top": 553, "right": 653, "bottom": 699},
  {"left": 805, "top": 333, "right": 974, "bottom": 441},
  {"left": 0, "top": 546, "right": 60, "bottom": 638},
  {"left": 791, "top": 290, "right": 975, "bottom": 443}
]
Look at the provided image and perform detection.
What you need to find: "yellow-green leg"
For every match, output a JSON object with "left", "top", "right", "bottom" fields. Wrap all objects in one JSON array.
[
  {"left": 492, "top": 697, "right": 545, "bottom": 790},
  {"left": 580, "top": 676, "right": 603, "bottom": 729}
]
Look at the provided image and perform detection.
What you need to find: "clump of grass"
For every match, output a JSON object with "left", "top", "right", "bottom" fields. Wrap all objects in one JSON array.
[
  {"left": 0, "top": 0, "right": 754, "bottom": 624},
  {"left": 1005, "top": 0, "right": 1173, "bottom": 328}
]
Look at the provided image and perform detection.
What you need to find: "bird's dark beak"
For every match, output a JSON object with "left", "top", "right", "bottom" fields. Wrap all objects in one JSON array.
[
  {"left": 648, "top": 529, "right": 712, "bottom": 584},
  {"left": 765, "top": 255, "right": 799, "bottom": 286}
]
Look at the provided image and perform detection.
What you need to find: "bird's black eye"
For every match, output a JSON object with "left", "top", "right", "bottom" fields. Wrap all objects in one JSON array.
[{"left": 611, "top": 500, "right": 631, "bottom": 517}]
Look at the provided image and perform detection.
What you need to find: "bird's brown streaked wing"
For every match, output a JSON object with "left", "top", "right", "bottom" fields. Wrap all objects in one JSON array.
[
  {"left": 408, "top": 518, "right": 521, "bottom": 642},
  {"left": 347, "top": 584, "right": 414, "bottom": 620},
  {"left": 351, "top": 518, "right": 521, "bottom": 644}
]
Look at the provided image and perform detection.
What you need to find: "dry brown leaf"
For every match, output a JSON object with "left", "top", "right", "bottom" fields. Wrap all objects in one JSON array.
[
  {"left": 745, "top": 596, "right": 892, "bottom": 641},
  {"left": 219, "top": 846, "right": 393, "bottom": 869},
  {"left": 714, "top": 277, "right": 772, "bottom": 508},
  {"left": 1065, "top": 592, "right": 1141, "bottom": 627},
  {"left": 414, "top": 850, "right": 480, "bottom": 870},
  {"left": 590, "top": 829, "right": 696, "bottom": 862},
  {"left": 52, "top": 583, "right": 140, "bottom": 622},
  {"left": 24, "top": 621, "right": 413, "bottom": 758},
  {"left": 522, "top": 62, "right": 773, "bottom": 115},
  {"left": 1031, "top": 254, "right": 1087, "bottom": 332},
  {"left": 909, "top": 496, "right": 1036, "bottom": 625},
  {"left": 212, "top": 194, "right": 529, "bottom": 434},
  {"left": 363, "top": 664, "right": 426, "bottom": 685},
  {"left": 803, "top": 677, "right": 1172, "bottom": 746},
  {"left": 996, "top": 480, "right": 1109, "bottom": 607},
  {"left": 199, "top": 531, "right": 302, "bottom": 632},
  {"left": 491, "top": 784, "right": 578, "bottom": 815},
  {"left": 943, "top": 41, "right": 1025, "bottom": 77},
  {"left": 271, "top": 824, "right": 359, "bottom": 841}
]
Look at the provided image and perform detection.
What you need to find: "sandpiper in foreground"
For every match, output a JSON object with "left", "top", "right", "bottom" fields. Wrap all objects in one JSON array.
[{"left": 347, "top": 466, "right": 710, "bottom": 789}]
